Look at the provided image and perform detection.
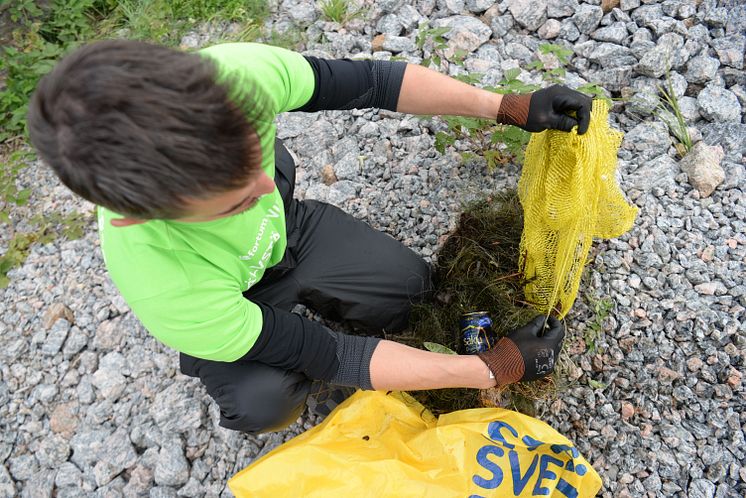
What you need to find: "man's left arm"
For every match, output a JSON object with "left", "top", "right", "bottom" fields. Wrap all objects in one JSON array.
[{"left": 295, "top": 58, "right": 592, "bottom": 134}]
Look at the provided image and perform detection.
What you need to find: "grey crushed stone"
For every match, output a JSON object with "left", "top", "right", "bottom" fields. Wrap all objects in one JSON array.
[{"left": 1, "top": 1, "right": 745, "bottom": 497}]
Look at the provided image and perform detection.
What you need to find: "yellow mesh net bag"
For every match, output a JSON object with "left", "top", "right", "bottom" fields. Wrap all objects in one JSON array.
[{"left": 519, "top": 99, "right": 638, "bottom": 318}]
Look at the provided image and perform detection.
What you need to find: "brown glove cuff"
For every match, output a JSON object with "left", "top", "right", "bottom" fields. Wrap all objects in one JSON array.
[
  {"left": 477, "top": 337, "right": 525, "bottom": 387},
  {"left": 495, "top": 93, "right": 532, "bottom": 128}
]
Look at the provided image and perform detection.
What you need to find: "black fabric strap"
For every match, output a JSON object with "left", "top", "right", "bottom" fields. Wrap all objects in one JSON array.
[
  {"left": 239, "top": 302, "right": 379, "bottom": 389},
  {"left": 328, "top": 329, "right": 380, "bottom": 390},
  {"left": 295, "top": 56, "right": 407, "bottom": 112}
]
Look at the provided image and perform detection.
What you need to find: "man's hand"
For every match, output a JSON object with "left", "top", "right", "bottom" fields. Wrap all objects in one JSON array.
[
  {"left": 496, "top": 85, "right": 592, "bottom": 135},
  {"left": 476, "top": 315, "right": 565, "bottom": 387}
]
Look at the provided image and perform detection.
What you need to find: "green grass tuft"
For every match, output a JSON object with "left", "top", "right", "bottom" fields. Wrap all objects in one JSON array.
[
  {"left": 0, "top": 0, "right": 269, "bottom": 289},
  {"left": 399, "top": 191, "right": 568, "bottom": 416},
  {"left": 318, "top": 0, "right": 364, "bottom": 24},
  {"left": 654, "top": 69, "right": 693, "bottom": 158}
]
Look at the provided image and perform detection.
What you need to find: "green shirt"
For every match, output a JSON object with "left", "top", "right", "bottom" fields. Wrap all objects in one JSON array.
[{"left": 97, "top": 43, "right": 315, "bottom": 361}]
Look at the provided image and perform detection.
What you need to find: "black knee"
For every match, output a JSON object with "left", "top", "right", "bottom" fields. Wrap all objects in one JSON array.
[
  {"left": 218, "top": 368, "right": 311, "bottom": 434},
  {"left": 189, "top": 357, "right": 312, "bottom": 435},
  {"left": 220, "top": 396, "right": 307, "bottom": 435}
]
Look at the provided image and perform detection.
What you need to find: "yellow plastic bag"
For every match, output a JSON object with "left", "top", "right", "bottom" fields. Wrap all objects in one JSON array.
[
  {"left": 229, "top": 391, "right": 601, "bottom": 497},
  {"left": 519, "top": 99, "right": 638, "bottom": 318}
]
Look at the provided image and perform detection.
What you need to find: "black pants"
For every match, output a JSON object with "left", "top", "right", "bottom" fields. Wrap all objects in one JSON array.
[{"left": 179, "top": 140, "right": 432, "bottom": 434}]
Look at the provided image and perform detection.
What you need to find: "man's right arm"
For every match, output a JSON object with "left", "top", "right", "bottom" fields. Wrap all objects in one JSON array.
[
  {"left": 241, "top": 303, "right": 563, "bottom": 391},
  {"left": 239, "top": 302, "right": 381, "bottom": 390},
  {"left": 241, "top": 302, "right": 494, "bottom": 390}
]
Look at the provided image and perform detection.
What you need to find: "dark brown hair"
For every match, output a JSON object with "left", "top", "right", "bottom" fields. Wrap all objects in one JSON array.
[{"left": 27, "top": 39, "right": 267, "bottom": 219}]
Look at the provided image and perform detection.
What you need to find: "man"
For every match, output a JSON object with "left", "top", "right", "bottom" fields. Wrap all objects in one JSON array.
[{"left": 28, "top": 40, "right": 588, "bottom": 434}]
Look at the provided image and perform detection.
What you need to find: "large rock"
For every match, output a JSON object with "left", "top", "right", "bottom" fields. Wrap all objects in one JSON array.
[
  {"left": 625, "top": 155, "right": 678, "bottom": 191},
  {"left": 41, "top": 318, "right": 70, "bottom": 356},
  {"left": 688, "top": 479, "right": 716, "bottom": 498},
  {"left": 62, "top": 326, "right": 87, "bottom": 356},
  {"left": 636, "top": 33, "right": 687, "bottom": 78},
  {"left": 646, "top": 18, "right": 687, "bottom": 37},
  {"left": 631, "top": 4, "right": 664, "bottom": 27},
  {"left": 622, "top": 121, "right": 672, "bottom": 160},
  {"left": 538, "top": 19, "right": 561, "bottom": 39},
  {"left": 50, "top": 402, "right": 79, "bottom": 437},
  {"left": 591, "top": 22, "right": 628, "bottom": 44},
  {"left": 725, "top": 8, "right": 746, "bottom": 38},
  {"left": 584, "top": 66, "right": 634, "bottom": 92},
  {"left": 601, "top": 0, "right": 619, "bottom": 13},
  {"left": 558, "top": 20, "right": 580, "bottom": 41},
  {"left": 327, "top": 180, "right": 359, "bottom": 206},
  {"left": 629, "top": 27, "right": 655, "bottom": 59},
  {"left": 19, "top": 470, "right": 55, "bottom": 498},
  {"left": 70, "top": 428, "right": 112, "bottom": 468},
  {"left": 504, "top": 42, "right": 533, "bottom": 63},
  {"left": 93, "top": 318, "right": 124, "bottom": 351},
  {"left": 378, "top": 0, "right": 404, "bottom": 13},
  {"left": 684, "top": 55, "right": 720, "bottom": 84},
  {"left": 380, "top": 35, "right": 415, "bottom": 53},
  {"left": 376, "top": 14, "right": 403, "bottom": 36},
  {"left": 93, "top": 429, "right": 138, "bottom": 486},
  {"left": 433, "top": 15, "right": 491, "bottom": 53},
  {"left": 546, "top": 0, "right": 578, "bottom": 18},
  {"left": 0, "top": 465, "right": 15, "bottom": 497},
  {"left": 397, "top": 5, "right": 423, "bottom": 30},
  {"left": 490, "top": 14, "right": 514, "bottom": 38},
  {"left": 285, "top": 0, "right": 316, "bottom": 25},
  {"left": 702, "top": 6, "right": 727, "bottom": 28},
  {"left": 697, "top": 85, "right": 742, "bottom": 123},
  {"left": 91, "top": 352, "right": 127, "bottom": 401},
  {"left": 678, "top": 142, "right": 725, "bottom": 197},
  {"left": 464, "top": 0, "right": 493, "bottom": 13},
  {"left": 54, "top": 462, "right": 82, "bottom": 489},
  {"left": 507, "top": 0, "right": 548, "bottom": 31},
  {"left": 154, "top": 439, "right": 190, "bottom": 487},
  {"left": 149, "top": 383, "right": 204, "bottom": 434},
  {"left": 677, "top": 96, "right": 700, "bottom": 123},
  {"left": 444, "top": 0, "right": 464, "bottom": 14},
  {"left": 42, "top": 303, "right": 74, "bottom": 329},
  {"left": 35, "top": 435, "right": 70, "bottom": 469},
  {"left": 700, "top": 123, "right": 746, "bottom": 161},
  {"left": 588, "top": 43, "right": 637, "bottom": 68},
  {"left": 710, "top": 35, "right": 745, "bottom": 70},
  {"left": 572, "top": 4, "right": 604, "bottom": 34}
]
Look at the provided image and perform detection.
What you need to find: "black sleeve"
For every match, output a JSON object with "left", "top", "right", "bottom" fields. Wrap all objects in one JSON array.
[
  {"left": 293, "top": 56, "right": 407, "bottom": 112},
  {"left": 238, "top": 302, "right": 380, "bottom": 390}
]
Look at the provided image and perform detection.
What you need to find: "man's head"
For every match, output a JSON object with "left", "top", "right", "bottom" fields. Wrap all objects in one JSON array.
[{"left": 27, "top": 39, "right": 271, "bottom": 225}]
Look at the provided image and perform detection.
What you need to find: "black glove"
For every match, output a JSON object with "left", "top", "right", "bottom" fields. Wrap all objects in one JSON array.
[
  {"left": 477, "top": 315, "right": 565, "bottom": 386},
  {"left": 496, "top": 85, "right": 592, "bottom": 135}
]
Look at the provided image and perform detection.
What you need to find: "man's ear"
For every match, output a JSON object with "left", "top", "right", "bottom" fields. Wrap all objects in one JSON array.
[{"left": 110, "top": 217, "right": 147, "bottom": 227}]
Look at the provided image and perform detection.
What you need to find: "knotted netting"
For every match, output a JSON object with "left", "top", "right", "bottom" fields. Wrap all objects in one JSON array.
[{"left": 518, "top": 99, "right": 638, "bottom": 318}]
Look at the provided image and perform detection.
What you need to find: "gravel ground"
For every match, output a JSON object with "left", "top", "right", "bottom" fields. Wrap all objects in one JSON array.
[{"left": 1, "top": 0, "right": 745, "bottom": 496}]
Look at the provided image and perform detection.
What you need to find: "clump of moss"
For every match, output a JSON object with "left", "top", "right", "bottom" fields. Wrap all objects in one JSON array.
[{"left": 395, "top": 190, "right": 566, "bottom": 416}]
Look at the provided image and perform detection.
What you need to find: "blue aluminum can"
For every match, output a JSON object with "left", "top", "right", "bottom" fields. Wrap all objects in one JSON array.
[{"left": 460, "top": 311, "right": 498, "bottom": 354}]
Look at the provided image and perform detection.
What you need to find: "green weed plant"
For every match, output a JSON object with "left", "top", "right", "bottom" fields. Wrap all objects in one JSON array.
[
  {"left": 582, "top": 292, "right": 613, "bottom": 355},
  {"left": 1, "top": 0, "right": 270, "bottom": 289},
  {"left": 0, "top": 210, "right": 89, "bottom": 288},
  {"left": 401, "top": 192, "right": 568, "bottom": 416},
  {"left": 415, "top": 22, "right": 450, "bottom": 69},
  {"left": 427, "top": 43, "right": 611, "bottom": 169},
  {"left": 318, "top": 0, "right": 364, "bottom": 25},
  {"left": 654, "top": 69, "right": 693, "bottom": 158},
  {"left": 432, "top": 68, "right": 535, "bottom": 169}
]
